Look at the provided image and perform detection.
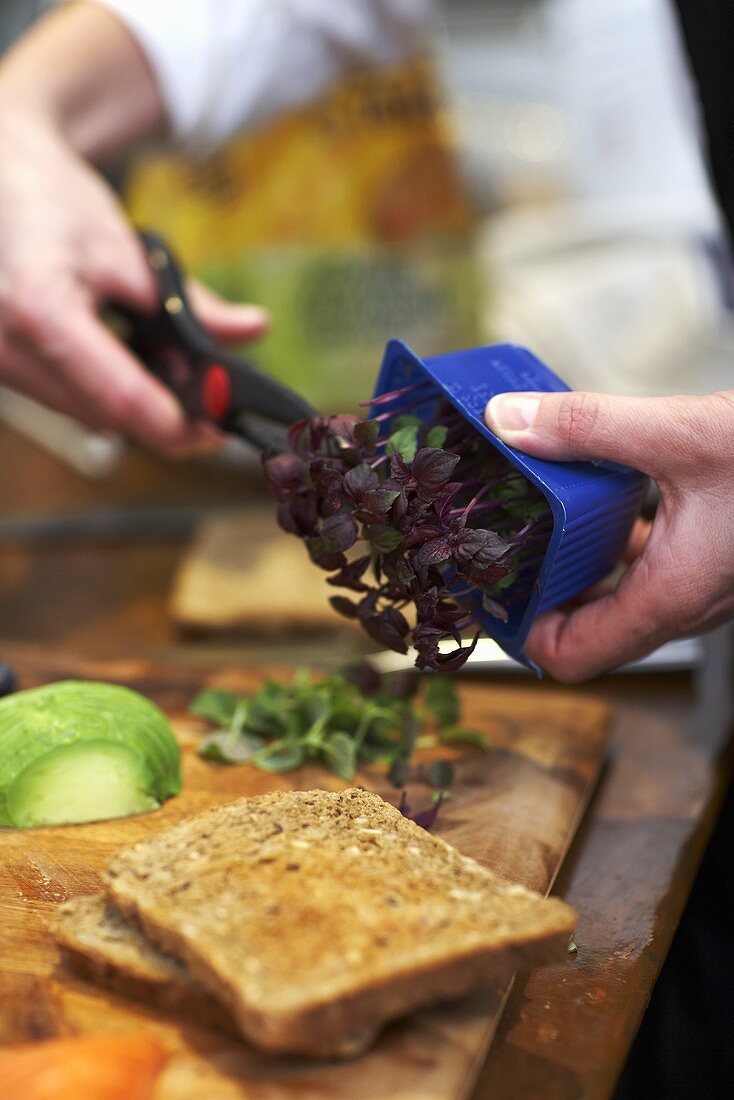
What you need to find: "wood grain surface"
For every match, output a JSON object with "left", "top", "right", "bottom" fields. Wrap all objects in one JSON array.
[
  {"left": 170, "top": 509, "right": 359, "bottom": 636},
  {"left": 2, "top": 434, "right": 732, "bottom": 1098},
  {"left": 0, "top": 654, "right": 609, "bottom": 1099}
]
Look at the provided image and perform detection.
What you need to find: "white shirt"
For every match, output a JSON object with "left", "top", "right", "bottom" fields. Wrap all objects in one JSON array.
[{"left": 92, "top": 0, "right": 432, "bottom": 148}]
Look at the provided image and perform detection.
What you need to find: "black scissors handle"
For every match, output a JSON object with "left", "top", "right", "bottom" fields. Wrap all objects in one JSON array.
[{"left": 112, "top": 231, "right": 316, "bottom": 452}]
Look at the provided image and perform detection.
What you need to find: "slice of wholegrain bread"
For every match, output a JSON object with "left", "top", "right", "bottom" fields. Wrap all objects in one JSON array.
[
  {"left": 55, "top": 895, "right": 234, "bottom": 1035},
  {"left": 56, "top": 892, "right": 376, "bottom": 1056},
  {"left": 103, "top": 788, "right": 576, "bottom": 1057}
]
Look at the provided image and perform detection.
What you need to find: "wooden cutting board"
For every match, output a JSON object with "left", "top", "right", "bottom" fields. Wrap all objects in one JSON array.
[
  {"left": 0, "top": 651, "right": 610, "bottom": 1099},
  {"left": 170, "top": 509, "right": 359, "bottom": 635}
]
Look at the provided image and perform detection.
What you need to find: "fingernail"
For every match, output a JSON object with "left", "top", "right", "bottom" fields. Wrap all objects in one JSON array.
[
  {"left": 486, "top": 395, "right": 540, "bottom": 434},
  {"left": 235, "top": 305, "right": 269, "bottom": 326},
  {"left": 155, "top": 389, "right": 189, "bottom": 428}
]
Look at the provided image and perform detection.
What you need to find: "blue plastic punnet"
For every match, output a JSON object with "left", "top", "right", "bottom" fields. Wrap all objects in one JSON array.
[{"left": 372, "top": 339, "right": 648, "bottom": 667}]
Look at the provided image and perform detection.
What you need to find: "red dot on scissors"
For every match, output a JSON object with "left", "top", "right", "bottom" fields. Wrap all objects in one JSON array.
[{"left": 202, "top": 364, "right": 231, "bottom": 421}]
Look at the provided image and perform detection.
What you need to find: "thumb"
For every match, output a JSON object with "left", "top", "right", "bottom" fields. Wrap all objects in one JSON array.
[{"left": 484, "top": 390, "right": 688, "bottom": 478}]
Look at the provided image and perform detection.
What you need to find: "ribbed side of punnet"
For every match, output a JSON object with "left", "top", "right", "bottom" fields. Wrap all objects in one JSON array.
[{"left": 539, "top": 485, "right": 646, "bottom": 611}]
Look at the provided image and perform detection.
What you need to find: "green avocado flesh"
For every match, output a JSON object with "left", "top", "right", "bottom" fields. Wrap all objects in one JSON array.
[
  {"left": 0, "top": 680, "right": 182, "bottom": 828},
  {"left": 6, "top": 740, "right": 160, "bottom": 828}
]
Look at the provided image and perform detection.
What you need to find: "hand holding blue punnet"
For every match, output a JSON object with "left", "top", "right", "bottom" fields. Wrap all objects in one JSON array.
[{"left": 486, "top": 388, "right": 734, "bottom": 680}]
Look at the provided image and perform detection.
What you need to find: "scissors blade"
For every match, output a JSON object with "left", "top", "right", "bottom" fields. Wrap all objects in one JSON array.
[{"left": 230, "top": 411, "right": 294, "bottom": 454}]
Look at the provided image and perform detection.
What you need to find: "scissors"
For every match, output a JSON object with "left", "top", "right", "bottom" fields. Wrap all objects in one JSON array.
[
  {"left": 0, "top": 236, "right": 315, "bottom": 698},
  {"left": 110, "top": 231, "right": 317, "bottom": 453}
]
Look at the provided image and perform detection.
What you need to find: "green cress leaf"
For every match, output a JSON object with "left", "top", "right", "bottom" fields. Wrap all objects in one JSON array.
[
  {"left": 495, "top": 472, "right": 527, "bottom": 499},
  {"left": 439, "top": 727, "right": 490, "bottom": 750},
  {"left": 364, "top": 523, "right": 404, "bottom": 553},
  {"left": 198, "top": 730, "right": 264, "bottom": 763},
  {"left": 391, "top": 414, "right": 423, "bottom": 431},
  {"left": 385, "top": 424, "right": 419, "bottom": 462},
  {"left": 321, "top": 732, "right": 358, "bottom": 780},
  {"left": 425, "top": 424, "right": 448, "bottom": 449},
  {"left": 230, "top": 699, "right": 251, "bottom": 735},
  {"left": 525, "top": 498, "right": 552, "bottom": 519},
  {"left": 189, "top": 688, "right": 238, "bottom": 725},
  {"left": 191, "top": 667, "right": 487, "bottom": 791},
  {"left": 423, "top": 676, "right": 460, "bottom": 727},
  {"left": 427, "top": 759, "right": 455, "bottom": 788},
  {"left": 492, "top": 570, "right": 517, "bottom": 592},
  {"left": 253, "top": 740, "right": 307, "bottom": 773},
  {"left": 388, "top": 756, "right": 411, "bottom": 788},
  {"left": 362, "top": 488, "right": 401, "bottom": 514}
]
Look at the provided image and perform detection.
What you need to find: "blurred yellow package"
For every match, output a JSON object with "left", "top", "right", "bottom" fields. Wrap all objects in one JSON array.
[{"left": 124, "top": 55, "right": 479, "bottom": 411}]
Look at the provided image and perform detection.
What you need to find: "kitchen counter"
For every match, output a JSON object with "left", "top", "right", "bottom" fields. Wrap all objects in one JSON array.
[{"left": 1, "top": 425, "right": 732, "bottom": 1098}]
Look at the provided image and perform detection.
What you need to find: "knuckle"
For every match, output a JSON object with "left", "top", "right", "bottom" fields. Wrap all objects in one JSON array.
[
  {"left": 0, "top": 276, "right": 78, "bottom": 357},
  {"left": 0, "top": 281, "right": 47, "bottom": 339},
  {"left": 101, "top": 380, "right": 147, "bottom": 427},
  {"left": 82, "top": 239, "right": 117, "bottom": 280},
  {"left": 83, "top": 235, "right": 155, "bottom": 307},
  {"left": 83, "top": 231, "right": 133, "bottom": 279},
  {"left": 655, "top": 393, "right": 732, "bottom": 476},
  {"left": 697, "top": 392, "right": 734, "bottom": 466},
  {"left": 555, "top": 392, "right": 602, "bottom": 450}
]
